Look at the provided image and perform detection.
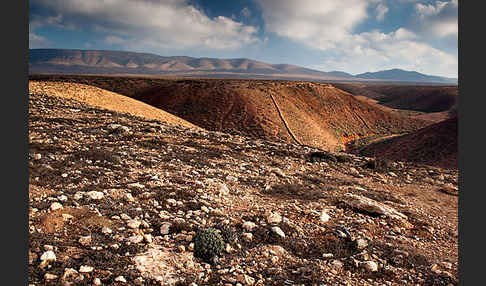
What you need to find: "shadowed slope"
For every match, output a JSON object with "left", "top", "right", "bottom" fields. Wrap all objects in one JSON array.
[{"left": 356, "top": 117, "right": 457, "bottom": 169}]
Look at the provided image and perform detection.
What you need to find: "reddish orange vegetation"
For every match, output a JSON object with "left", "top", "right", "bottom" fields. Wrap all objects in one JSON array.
[{"left": 341, "top": 134, "right": 365, "bottom": 145}]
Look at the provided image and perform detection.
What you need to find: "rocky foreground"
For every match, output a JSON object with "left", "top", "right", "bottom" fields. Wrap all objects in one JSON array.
[{"left": 29, "top": 92, "right": 458, "bottom": 285}]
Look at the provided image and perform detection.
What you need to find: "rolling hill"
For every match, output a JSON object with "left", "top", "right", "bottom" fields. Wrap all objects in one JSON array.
[
  {"left": 28, "top": 75, "right": 430, "bottom": 152},
  {"left": 356, "top": 69, "right": 457, "bottom": 84}
]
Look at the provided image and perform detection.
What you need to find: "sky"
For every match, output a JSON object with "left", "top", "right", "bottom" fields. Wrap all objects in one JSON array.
[{"left": 29, "top": 0, "right": 458, "bottom": 78}]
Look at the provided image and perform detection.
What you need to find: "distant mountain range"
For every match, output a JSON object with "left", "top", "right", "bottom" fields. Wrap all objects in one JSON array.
[{"left": 29, "top": 49, "right": 458, "bottom": 84}]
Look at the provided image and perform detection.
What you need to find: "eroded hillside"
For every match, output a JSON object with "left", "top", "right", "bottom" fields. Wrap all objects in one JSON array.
[{"left": 29, "top": 75, "right": 429, "bottom": 152}]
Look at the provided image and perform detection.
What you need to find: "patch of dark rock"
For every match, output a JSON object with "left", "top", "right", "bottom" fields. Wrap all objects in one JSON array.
[{"left": 306, "top": 151, "right": 337, "bottom": 163}]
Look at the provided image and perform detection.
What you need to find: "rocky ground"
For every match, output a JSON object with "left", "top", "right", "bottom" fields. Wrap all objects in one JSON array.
[{"left": 29, "top": 91, "right": 458, "bottom": 285}]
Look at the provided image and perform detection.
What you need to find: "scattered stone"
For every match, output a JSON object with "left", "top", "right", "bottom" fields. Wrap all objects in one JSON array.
[
  {"left": 267, "top": 212, "right": 282, "bottom": 225},
  {"left": 160, "top": 223, "right": 172, "bottom": 235},
  {"left": 343, "top": 193, "right": 408, "bottom": 220},
  {"left": 78, "top": 235, "right": 92, "bottom": 246},
  {"left": 79, "top": 265, "right": 94, "bottom": 273},
  {"left": 44, "top": 273, "right": 58, "bottom": 280},
  {"left": 40, "top": 250, "right": 56, "bottom": 263},
  {"left": 322, "top": 253, "right": 334, "bottom": 259},
  {"left": 354, "top": 238, "right": 368, "bottom": 250},
  {"left": 115, "top": 276, "right": 127, "bottom": 283},
  {"left": 242, "top": 232, "right": 253, "bottom": 242},
  {"left": 320, "top": 211, "right": 330, "bottom": 223},
  {"left": 127, "top": 219, "right": 142, "bottom": 229},
  {"left": 128, "top": 234, "right": 144, "bottom": 243},
  {"left": 271, "top": 226, "right": 285, "bottom": 238},
  {"left": 49, "top": 202, "right": 63, "bottom": 211},
  {"left": 242, "top": 221, "right": 256, "bottom": 232},
  {"left": 62, "top": 268, "right": 79, "bottom": 280},
  {"left": 361, "top": 261, "right": 378, "bottom": 272},
  {"left": 101, "top": 226, "right": 113, "bottom": 234},
  {"left": 86, "top": 191, "right": 104, "bottom": 200}
]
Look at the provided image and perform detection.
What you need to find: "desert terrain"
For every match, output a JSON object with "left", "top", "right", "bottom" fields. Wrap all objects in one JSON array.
[
  {"left": 29, "top": 75, "right": 430, "bottom": 153},
  {"left": 28, "top": 76, "right": 458, "bottom": 285}
]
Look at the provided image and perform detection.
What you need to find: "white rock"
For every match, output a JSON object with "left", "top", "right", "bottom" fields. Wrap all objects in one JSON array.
[
  {"left": 355, "top": 238, "right": 368, "bottom": 250},
  {"left": 79, "top": 265, "right": 94, "bottom": 273},
  {"left": 242, "top": 232, "right": 253, "bottom": 241},
  {"left": 143, "top": 234, "right": 153, "bottom": 243},
  {"left": 62, "top": 268, "right": 79, "bottom": 280},
  {"left": 127, "top": 219, "right": 141, "bottom": 229},
  {"left": 128, "top": 182, "right": 145, "bottom": 189},
  {"left": 115, "top": 276, "right": 127, "bottom": 282},
  {"left": 160, "top": 223, "right": 172, "bottom": 235},
  {"left": 101, "top": 227, "right": 113, "bottom": 234},
  {"left": 343, "top": 193, "right": 408, "bottom": 220},
  {"left": 93, "top": 278, "right": 102, "bottom": 285},
  {"left": 40, "top": 250, "right": 56, "bottom": 262},
  {"left": 242, "top": 221, "right": 256, "bottom": 232},
  {"left": 73, "top": 192, "right": 84, "bottom": 200},
  {"left": 78, "top": 235, "right": 92, "bottom": 246},
  {"left": 128, "top": 234, "right": 144, "bottom": 243},
  {"left": 271, "top": 226, "right": 285, "bottom": 238},
  {"left": 362, "top": 261, "right": 378, "bottom": 272},
  {"left": 226, "top": 175, "right": 238, "bottom": 182},
  {"left": 44, "top": 273, "right": 58, "bottom": 280},
  {"left": 267, "top": 212, "right": 282, "bottom": 225},
  {"left": 33, "top": 153, "right": 42, "bottom": 160},
  {"left": 320, "top": 211, "right": 330, "bottom": 223},
  {"left": 50, "top": 202, "right": 63, "bottom": 211},
  {"left": 166, "top": 199, "right": 177, "bottom": 206},
  {"left": 86, "top": 191, "right": 104, "bottom": 200},
  {"left": 218, "top": 183, "right": 230, "bottom": 195}
]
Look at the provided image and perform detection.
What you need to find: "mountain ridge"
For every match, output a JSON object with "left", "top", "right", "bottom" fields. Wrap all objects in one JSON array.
[{"left": 29, "top": 49, "right": 457, "bottom": 84}]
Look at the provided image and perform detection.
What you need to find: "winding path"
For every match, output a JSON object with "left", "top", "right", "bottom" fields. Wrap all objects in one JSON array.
[{"left": 268, "top": 91, "right": 303, "bottom": 145}]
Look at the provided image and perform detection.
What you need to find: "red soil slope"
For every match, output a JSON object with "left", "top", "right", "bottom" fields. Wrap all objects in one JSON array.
[
  {"left": 356, "top": 117, "right": 458, "bottom": 169},
  {"left": 134, "top": 79, "right": 428, "bottom": 151}
]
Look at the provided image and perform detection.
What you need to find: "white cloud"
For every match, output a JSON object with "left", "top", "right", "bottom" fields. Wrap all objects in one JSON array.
[
  {"left": 312, "top": 28, "right": 457, "bottom": 77},
  {"left": 257, "top": 0, "right": 457, "bottom": 77},
  {"left": 257, "top": 0, "right": 370, "bottom": 50},
  {"left": 414, "top": 0, "right": 458, "bottom": 39},
  {"left": 29, "top": 33, "right": 51, "bottom": 48},
  {"left": 376, "top": 4, "right": 389, "bottom": 21},
  {"left": 30, "top": 0, "right": 260, "bottom": 51},
  {"left": 104, "top": 35, "right": 126, "bottom": 45}
]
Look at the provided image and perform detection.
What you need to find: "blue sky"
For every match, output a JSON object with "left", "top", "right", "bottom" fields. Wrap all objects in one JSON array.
[{"left": 29, "top": 0, "right": 458, "bottom": 78}]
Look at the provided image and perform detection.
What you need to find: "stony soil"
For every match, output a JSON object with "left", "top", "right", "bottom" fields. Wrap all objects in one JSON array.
[{"left": 28, "top": 90, "right": 458, "bottom": 286}]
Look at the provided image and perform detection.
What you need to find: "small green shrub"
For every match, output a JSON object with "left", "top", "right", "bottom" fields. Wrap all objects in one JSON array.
[
  {"left": 216, "top": 224, "right": 237, "bottom": 244},
  {"left": 193, "top": 228, "right": 225, "bottom": 262}
]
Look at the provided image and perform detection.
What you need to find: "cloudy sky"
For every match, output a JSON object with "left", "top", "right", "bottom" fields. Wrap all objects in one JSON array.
[{"left": 29, "top": 0, "right": 458, "bottom": 78}]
